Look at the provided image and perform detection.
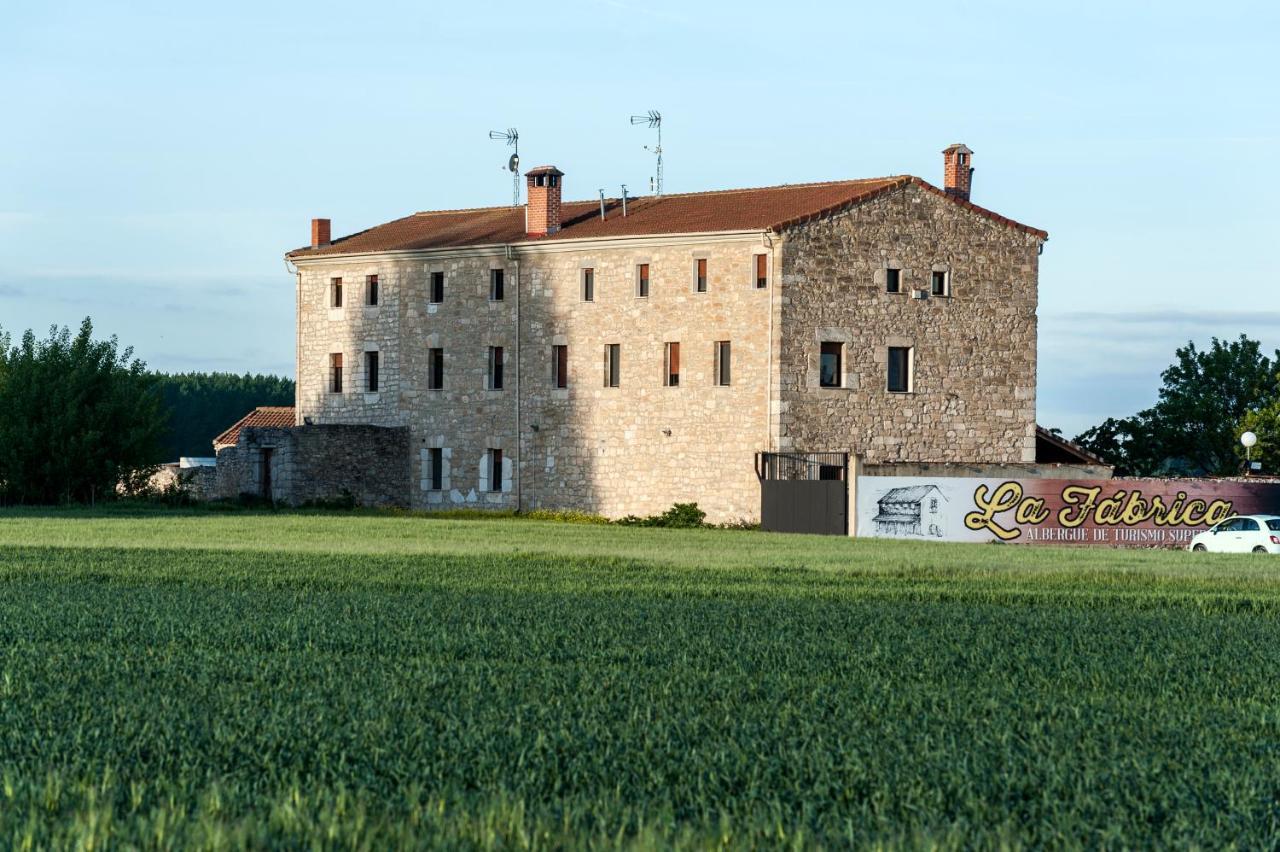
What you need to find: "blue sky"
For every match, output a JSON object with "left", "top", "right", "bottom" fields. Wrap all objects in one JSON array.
[{"left": 2, "top": 0, "right": 1277, "bottom": 435}]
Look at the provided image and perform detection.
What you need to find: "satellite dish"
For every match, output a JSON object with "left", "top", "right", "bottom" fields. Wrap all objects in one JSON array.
[{"left": 508, "top": 153, "right": 520, "bottom": 173}]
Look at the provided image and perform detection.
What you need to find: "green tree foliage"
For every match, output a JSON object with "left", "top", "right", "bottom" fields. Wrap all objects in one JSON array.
[
  {"left": 1075, "top": 335, "right": 1279, "bottom": 476},
  {"left": 152, "top": 372, "right": 294, "bottom": 461},
  {"left": 1239, "top": 373, "right": 1280, "bottom": 475},
  {"left": 0, "top": 319, "right": 166, "bottom": 504}
]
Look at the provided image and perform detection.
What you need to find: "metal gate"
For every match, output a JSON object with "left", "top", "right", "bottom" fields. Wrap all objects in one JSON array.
[{"left": 756, "top": 452, "right": 848, "bottom": 535}]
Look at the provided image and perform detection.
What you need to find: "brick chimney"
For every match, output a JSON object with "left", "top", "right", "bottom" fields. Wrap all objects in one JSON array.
[
  {"left": 942, "top": 144, "right": 973, "bottom": 201},
  {"left": 311, "top": 218, "right": 331, "bottom": 248},
  {"left": 525, "top": 166, "right": 564, "bottom": 237}
]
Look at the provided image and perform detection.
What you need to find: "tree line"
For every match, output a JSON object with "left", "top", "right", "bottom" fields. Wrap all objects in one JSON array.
[
  {"left": 0, "top": 319, "right": 292, "bottom": 504},
  {"left": 1071, "top": 335, "right": 1280, "bottom": 476}
]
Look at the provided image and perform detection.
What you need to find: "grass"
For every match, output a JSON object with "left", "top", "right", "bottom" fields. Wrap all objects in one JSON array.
[{"left": 2, "top": 508, "right": 1280, "bottom": 848}]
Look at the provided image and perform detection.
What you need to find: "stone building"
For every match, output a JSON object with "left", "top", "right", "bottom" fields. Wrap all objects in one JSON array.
[{"left": 283, "top": 145, "right": 1047, "bottom": 521}]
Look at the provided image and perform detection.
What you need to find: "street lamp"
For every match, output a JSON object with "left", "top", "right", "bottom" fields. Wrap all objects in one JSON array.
[{"left": 1242, "top": 431, "right": 1258, "bottom": 475}]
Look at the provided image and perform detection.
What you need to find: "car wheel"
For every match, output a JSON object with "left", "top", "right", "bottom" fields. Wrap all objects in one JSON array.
[
  {"left": 1192, "top": 544, "right": 1207, "bottom": 552},
  {"left": 1254, "top": 546, "right": 1269, "bottom": 554}
]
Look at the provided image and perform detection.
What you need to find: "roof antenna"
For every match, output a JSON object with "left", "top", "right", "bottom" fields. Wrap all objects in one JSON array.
[
  {"left": 487, "top": 127, "right": 520, "bottom": 207},
  {"left": 629, "top": 110, "right": 662, "bottom": 195},
  {"left": 621, "top": 184, "right": 628, "bottom": 217},
  {"left": 598, "top": 189, "right": 606, "bottom": 221}
]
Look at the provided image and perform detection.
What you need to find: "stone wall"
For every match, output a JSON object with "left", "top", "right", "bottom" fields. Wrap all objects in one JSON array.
[
  {"left": 294, "top": 235, "right": 775, "bottom": 522},
  {"left": 214, "top": 424, "right": 409, "bottom": 507},
  {"left": 778, "top": 181, "right": 1041, "bottom": 463}
]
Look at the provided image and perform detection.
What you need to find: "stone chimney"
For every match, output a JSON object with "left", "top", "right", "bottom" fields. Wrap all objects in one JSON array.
[
  {"left": 311, "top": 218, "right": 331, "bottom": 248},
  {"left": 942, "top": 144, "right": 973, "bottom": 201},
  {"left": 525, "top": 166, "right": 564, "bottom": 237}
]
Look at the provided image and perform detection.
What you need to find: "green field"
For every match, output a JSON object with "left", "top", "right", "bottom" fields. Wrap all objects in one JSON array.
[{"left": 2, "top": 509, "right": 1280, "bottom": 848}]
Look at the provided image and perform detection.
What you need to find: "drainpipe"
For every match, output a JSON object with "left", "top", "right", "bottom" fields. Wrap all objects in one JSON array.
[
  {"left": 509, "top": 244, "right": 522, "bottom": 512},
  {"left": 764, "top": 231, "right": 779, "bottom": 453}
]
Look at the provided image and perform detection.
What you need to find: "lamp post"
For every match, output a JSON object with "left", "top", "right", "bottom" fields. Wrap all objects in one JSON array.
[{"left": 1241, "top": 431, "right": 1258, "bottom": 475}]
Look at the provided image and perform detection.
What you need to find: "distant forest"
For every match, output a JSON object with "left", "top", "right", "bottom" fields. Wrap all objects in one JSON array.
[{"left": 153, "top": 372, "right": 294, "bottom": 461}]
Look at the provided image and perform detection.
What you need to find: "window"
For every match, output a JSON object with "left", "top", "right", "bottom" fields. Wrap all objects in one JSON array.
[
  {"left": 636, "top": 263, "right": 650, "bottom": 298},
  {"left": 755, "top": 254, "right": 768, "bottom": 289},
  {"left": 887, "top": 346, "right": 913, "bottom": 393},
  {"left": 931, "top": 270, "right": 949, "bottom": 297},
  {"left": 330, "top": 278, "right": 343, "bottom": 308},
  {"left": 486, "top": 448, "right": 503, "bottom": 492},
  {"left": 490, "top": 268, "right": 505, "bottom": 301},
  {"left": 365, "top": 351, "right": 379, "bottom": 393},
  {"left": 427, "top": 348, "right": 444, "bottom": 390},
  {"left": 427, "top": 447, "right": 443, "bottom": 491},
  {"left": 488, "top": 346, "right": 504, "bottom": 390},
  {"left": 430, "top": 271, "right": 444, "bottom": 304},
  {"left": 695, "top": 258, "right": 708, "bottom": 293},
  {"left": 1239, "top": 518, "right": 1261, "bottom": 532},
  {"left": 714, "top": 341, "right": 731, "bottom": 387},
  {"left": 552, "top": 344, "right": 568, "bottom": 389},
  {"left": 820, "top": 342, "right": 843, "bottom": 388},
  {"left": 1267, "top": 519, "right": 1280, "bottom": 532},
  {"left": 664, "top": 342, "right": 680, "bottom": 387},
  {"left": 582, "top": 267, "right": 595, "bottom": 302},
  {"left": 930, "top": 497, "right": 939, "bottom": 512},
  {"left": 366, "top": 274, "right": 379, "bottom": 306},
  {"left": 885, "top": 268, "right": 901, "bottom": 294},
  {"left": 604, "top": 343, "right": 620, "bottom": 388},
  {"left": 329, "top": 353, "right": 343, "bottom": 393}
]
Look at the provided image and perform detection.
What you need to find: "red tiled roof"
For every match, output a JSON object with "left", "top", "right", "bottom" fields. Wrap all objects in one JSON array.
[
  {"left": 213, "top": 406, "right": 296, "bottom": 450},
  {"left": 288, "top": 175, "right": 1046, "bottom": 258}
]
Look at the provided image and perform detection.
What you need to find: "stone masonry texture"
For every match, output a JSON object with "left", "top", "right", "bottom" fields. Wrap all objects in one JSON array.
[{"left": 290, "top": 181, "right": 1042, "bottom": 523}]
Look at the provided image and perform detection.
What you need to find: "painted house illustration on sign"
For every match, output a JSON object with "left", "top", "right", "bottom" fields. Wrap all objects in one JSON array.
[{"left": 873, "top": 485, "right": 948, "bottom": 537}]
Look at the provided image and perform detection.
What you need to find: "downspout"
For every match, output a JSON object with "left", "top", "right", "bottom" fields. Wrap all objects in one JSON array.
[
  {"left": 764, "top": 231, "right": 778, "bottom": 453},
  {"left": 509, "top": 244, "right": 522, "bottom": 512}
]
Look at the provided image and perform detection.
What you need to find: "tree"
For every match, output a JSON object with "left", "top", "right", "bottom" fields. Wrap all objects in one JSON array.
[
  {"left": 1074, "top": 336, "right": 1279, "bottom": 476},
  {"left": 1238, "top": 373, "right": 1280, "bottom": 475},
  {"left": 0, "top": 319, "right": 166, "bottom": 504}
]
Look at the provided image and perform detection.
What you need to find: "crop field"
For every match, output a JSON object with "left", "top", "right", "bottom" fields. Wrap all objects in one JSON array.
[{"left": 2, "top": 508, "right": 1280, "bottom": 848}]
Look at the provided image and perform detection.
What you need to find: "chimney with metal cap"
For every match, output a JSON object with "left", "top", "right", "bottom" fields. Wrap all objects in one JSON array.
[
  {"left": 525, "top": 166, "right": 564, "bottom": 237},
  {"left": 942, "top": 144, "right": 973, "bottom": 201}
]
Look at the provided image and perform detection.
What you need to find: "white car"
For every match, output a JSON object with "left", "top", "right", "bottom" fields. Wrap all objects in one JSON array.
[{"left": 1189, "top": 515, "right": 1280, "bottom": 554}]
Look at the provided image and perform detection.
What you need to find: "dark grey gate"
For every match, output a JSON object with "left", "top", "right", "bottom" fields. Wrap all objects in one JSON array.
[{"left": 756, "top": 452, "right": 848, "bottom": 535}]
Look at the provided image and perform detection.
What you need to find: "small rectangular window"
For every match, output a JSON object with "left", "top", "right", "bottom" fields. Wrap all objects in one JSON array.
[
  {"left": 820, "top": 342, "right": 842, "bottom": 388},
  {"left": 582, "top": 267, "right": 595, "bottom": 302},
  {"left": 490, "top": 268, "right": 505, "bottom": 301},
  {"left": 430, "top": 271, "right": 445, "bottom": 304},
  {"left": 695, "top": 258, "right": 708, "bottom": 293},
  {"left": 330, "top": 278, "right": 343, "bottom": 308},
  {"left": 714, "top": 341, "right": 731, "bottom": 387},
  {"left": 366, "top": 274, "right": 379, "bottom": 306},
  {"left": 604, "top": 343, "right": 620, "bottom": 388},
  {"left": 427, "top": 447, "right": 443, "bottom": 491},
  {"left": 487, "top": 448, "right": 503, "bottom": 492},
  {"left": 428, "top": 348, "right": 444, "bottom": 390},
  {"left": 329, "top": 352, "right": 343, "bottom": 393},
  {"left": 885, "top": 268, "right": 901, "bottom": 294},
  {"left": 365, "top": 351, "right": 379, "bottom": 392},
  {"left": 488, "top": 346, "right": 504, "bottom": 390},
  {"left": 552, "top": 344, "right": 568, "bottom": 389},
  {"left": 888, "top": 346, "right": 913, "bottom": 393},
  {"left": 755, "top": 254, "right": 768, "bottom": 289},
  {"left": 931, "top": 270, "right": 949, "bottom": 297},
  {"left": 636, "top": 263, "right": 649, "bottom": 298},
  {"left": 664, "top": 342, "right": 680, "bottom": 387}
]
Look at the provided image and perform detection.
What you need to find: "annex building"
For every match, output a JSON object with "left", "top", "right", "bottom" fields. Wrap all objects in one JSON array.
[{"left": 245, "top": 144, "right": 1050, "bottom": 523}]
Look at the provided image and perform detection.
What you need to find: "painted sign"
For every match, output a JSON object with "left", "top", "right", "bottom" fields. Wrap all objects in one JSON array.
[{"left": 856, "top": 477, "right": 1280, "bottom": 547}]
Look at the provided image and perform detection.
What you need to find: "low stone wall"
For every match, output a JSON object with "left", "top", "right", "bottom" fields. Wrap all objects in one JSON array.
[
  {"left": 214, "top": 424, "right": 410, "bottom": 507},
  {"left": 147, "top": 464, "right": 217, "bottom": 499}
]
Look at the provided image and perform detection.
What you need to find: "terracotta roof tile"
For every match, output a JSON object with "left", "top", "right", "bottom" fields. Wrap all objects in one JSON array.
[
  {"left": 213, "top": 406, "right": 296, "bottom": 450},
  {"left": 288, "top": 175, "right": 1045, "bottom": 259}
]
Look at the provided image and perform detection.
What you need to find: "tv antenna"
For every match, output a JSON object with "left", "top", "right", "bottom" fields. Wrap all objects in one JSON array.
[
  {"left": 488, "top": 127, "right": 520, "bottom": 206},
  {"left": 629, "top": 110, "right": 662, "bottom": 195}
]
